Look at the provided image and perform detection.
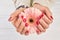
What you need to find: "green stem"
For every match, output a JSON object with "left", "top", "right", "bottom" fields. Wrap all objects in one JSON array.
[{"left": 30, "top": 0, "right": 33, "bottom": 7}]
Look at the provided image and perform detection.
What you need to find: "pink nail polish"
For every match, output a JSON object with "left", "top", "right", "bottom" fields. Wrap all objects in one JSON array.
[
  {"left": 21, "top": 15, "right": 24, "bottom": 19},
  {"left": 50, "top": 16, "right": 53, "bottom": 19},
  {"left": 36, "top": 30, "right": 40, "bottom": 34},
  {"left": 36, "top": 21, "right": 40, "bottom": 25},
  {"left": 23, "top": 18, "right": 26, "bottom": 22},
  {"left": 25, "top": 23, "right": 28, "bottom": 27},
  {"left": 38, "top": 13, "right": 44, "bottom": 20},
  {"left": 25, "top": 30, "right": 29, "bottom": 35}
]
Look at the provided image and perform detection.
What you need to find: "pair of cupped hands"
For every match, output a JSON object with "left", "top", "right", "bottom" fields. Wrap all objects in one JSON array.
[{"left": 8, "top": 3, "right": 53, "bottom": 35}]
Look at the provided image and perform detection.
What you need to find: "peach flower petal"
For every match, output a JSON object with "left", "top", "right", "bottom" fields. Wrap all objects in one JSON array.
[{"left": 19, "top": 7, "right": 43, "bottom": 34}]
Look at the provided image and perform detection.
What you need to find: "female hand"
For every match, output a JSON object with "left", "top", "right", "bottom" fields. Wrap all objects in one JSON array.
[
  {"left": 8, "top": 8, "right": 29, "bottom": 35},
  {"left": 32, "top": 3, "right": 53, "bottom": 34}
]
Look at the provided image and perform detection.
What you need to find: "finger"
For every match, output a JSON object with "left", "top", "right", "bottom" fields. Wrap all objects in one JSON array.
[
  {"left": 37, "top": 24, "right": 46, "bottom": 32},
  {"left": 34, "top": 26, "right": 41, "bottom": 34},
  {"left": 17, "top": 22, "right": 24, "bottom": 34},
  {"left": 23, "top": 28, "right": 29, "bottom": 35},
  {"left": 8, "top": 8, "right": 25, "bottom": 21},
  {"left": 43, "top": 6, "right": 53, "bottom": 20},
  {"left": 11, "top": 17, "right": 18, "bottom": 27},
  {"left": 21, "top": 27, "right": 26, "bottom": 35},
  {"left": 14, "top": 18, "right": 22, "bottom": 28},
  {"left": 36, "top": 29, "right": 41, "bottom": 34},
  {"left": 21, "top": 26, "right": 29, "bottom": 35},
  {"left": 42, "top": 14, "right": 52, "bottom": 24},
  {"left": 20, "top": 27, "right": 25, "bottom": 35},
  {"left": 39, "top": 19, "right": 49, "bottom": 29}
]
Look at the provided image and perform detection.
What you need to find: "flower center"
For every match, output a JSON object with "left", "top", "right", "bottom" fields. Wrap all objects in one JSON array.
[{"left": 29, "top": 18, "right": 34, "bottom": 23}]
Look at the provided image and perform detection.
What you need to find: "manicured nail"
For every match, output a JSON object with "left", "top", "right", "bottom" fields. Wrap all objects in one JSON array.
[
  {"left": 38, "top": 13, "right": 44, "bottom": 20},
  {"left": 25, "top": 30, "right": 29, "bottom": 35},
  {"left": 21, "top": 15, "right": 24, "bottom": 19},
  {"left": 50, "top": 16, "right": 53, "bottom": 19},
  {"left": 23, "top": 18, "right": 26, "bottom": 22},
  {"left": 36, "top": 21, "right": 40, "bottom": 25},
  {"left": 8, "top": 17, "right": 12, "bottom": 21},
  {"left": 36, "top": 30, "right": 40, "bottom": 34},
  {"left": 25, "top": 23, "right": 28, "bottom": 27}
]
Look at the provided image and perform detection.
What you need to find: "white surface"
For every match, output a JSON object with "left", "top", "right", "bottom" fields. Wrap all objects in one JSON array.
[{"left": 0, "top": 0, "right": 60, "bottom": 40}]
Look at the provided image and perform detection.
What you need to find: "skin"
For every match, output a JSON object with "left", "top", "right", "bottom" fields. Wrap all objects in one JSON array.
[
  {"left": 8, "top": 3, "right": 53, "bottom": 35},
  {"left": 33, "top": 3, "right": 53, "bottom": 34}
]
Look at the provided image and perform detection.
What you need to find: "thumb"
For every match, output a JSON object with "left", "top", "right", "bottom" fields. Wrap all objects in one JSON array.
[
  {"left": 33, "top": 3, "right": 53, "bottom": 20},
  {"left": 8, "top": 8, "right": 25, "bottom": 21}
]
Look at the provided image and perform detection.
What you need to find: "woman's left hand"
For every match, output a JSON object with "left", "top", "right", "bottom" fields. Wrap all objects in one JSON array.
[{"left": 32, "top": 3, "right": 53, "bottom": 34}]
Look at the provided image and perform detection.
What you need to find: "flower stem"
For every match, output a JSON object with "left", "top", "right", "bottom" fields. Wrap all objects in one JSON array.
[{"left": 30, "top": 0, "right": 33, "bottom": 7}]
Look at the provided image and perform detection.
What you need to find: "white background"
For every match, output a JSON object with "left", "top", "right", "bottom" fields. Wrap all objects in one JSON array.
[{"left": 0, "top": 0, "right": 60, "bottom": 40}]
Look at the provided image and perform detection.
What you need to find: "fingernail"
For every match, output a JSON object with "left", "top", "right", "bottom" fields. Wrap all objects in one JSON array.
[
  {"left": 38, "top": 13, "right": 44, "bottom": 20},
  {"left": 36, "top": 30, "right": 40, "bottom": 34},
  {"left": 36, "top": 21, "right": 40, "bottom": 25},
  {"left": 23, "top": 18, "right": 26, "bottom": 22},
  {"left": 21, "top": 15, "right": 24, "bottom": 19},
  {"left": 25, "top": 30, "right": 29, "bottom": 35},
  {"left": 50, "top": 16, "right": 53, "bottom": 19},
  {"left": 8, "top": 17, "right": 12, "bottom": 21},
  {"left": 25, "top": 23, "right": 28, "bottom": 27}
]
